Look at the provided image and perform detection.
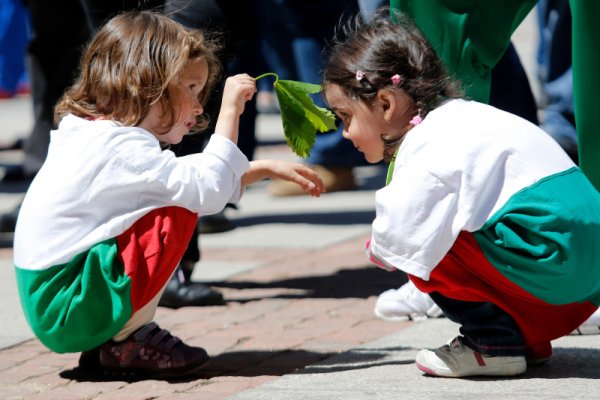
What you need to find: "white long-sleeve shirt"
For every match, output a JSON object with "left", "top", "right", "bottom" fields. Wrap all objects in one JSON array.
[
  {"left": 368, "top": 99, "right": 578, "bottom": 280},
  {"left": 14, "top": 114, "right": 250, "bottom": 270}
]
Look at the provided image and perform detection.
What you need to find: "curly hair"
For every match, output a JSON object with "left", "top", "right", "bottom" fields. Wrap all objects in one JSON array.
[
  {"left": 54, "top": 10, "right": 221, "bottom": 134},
  {"left": 322, "top": 8, "right": 463, "bottom": 161}
]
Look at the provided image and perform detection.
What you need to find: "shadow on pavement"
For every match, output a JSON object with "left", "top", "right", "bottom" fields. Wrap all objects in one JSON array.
[
  {"left": 293, "top": 346, "right": 415, "bottom": 375},
  {"left": 522, "top": 347, "right": 600, "bottom": 379},
  {"left": 212, "top": 266, "right": 409, "bottom": 301},
  {"left": 233, "top": 209, "right": 376, "bottom": 227},
  {"left": 58, "top": 346, "right": 600, "bottom": 382},
  {"left": 0, "top": 180, "right": 29, "bottom": 194},
  {"left": 0, "top": 160, "right": 32, "bottom": 194},
  {"left": 59, "top": 348, "right": 398, "bottom": 382}
]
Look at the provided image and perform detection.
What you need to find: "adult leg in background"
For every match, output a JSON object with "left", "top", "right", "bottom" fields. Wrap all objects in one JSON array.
[{"left": 266, "top": 0, "right": 367, "bottom": 197}]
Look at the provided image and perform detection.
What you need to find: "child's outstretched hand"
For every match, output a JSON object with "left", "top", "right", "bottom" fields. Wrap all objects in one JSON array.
[{"left": 242, "top": 160, "right": 325, "bottom": 197}]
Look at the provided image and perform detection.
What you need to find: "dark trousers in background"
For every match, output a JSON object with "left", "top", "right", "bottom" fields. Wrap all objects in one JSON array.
[{"left": 22, "top": 0, "right": 90, "bottom": 175}]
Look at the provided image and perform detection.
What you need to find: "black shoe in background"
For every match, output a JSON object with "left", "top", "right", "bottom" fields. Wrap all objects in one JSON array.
[
  {"left": 198, "top": 206, "right": 236, "bottom": 234},
  {"left": 159, "top": 266, "right": 224, "bottom": 308}
]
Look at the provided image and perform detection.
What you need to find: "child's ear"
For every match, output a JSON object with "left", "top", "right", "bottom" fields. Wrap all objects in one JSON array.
[{"left": 377, "top": 89, "right": 396, "bottom": 121}]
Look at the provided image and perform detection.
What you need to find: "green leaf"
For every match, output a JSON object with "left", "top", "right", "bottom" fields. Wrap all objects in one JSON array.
[{"left": 256, "top": 73, "right": 337, "bottom": 158}]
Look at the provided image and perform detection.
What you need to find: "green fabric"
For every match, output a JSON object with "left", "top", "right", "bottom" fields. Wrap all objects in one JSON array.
[
  {"left": 570, "top": 0, "right": 600, "bottom": 191},
  {"left": 474, "top": 168, "right": 600, "bottom": 306},
  {"left": 390, "top": 0, "right": 600, "bottom": 191},
  {"left": 15, "top": 239, "right": 132, "bottom": 353},
  {"left": 390, "top": 0, "right": 536, "bottom": 102}
]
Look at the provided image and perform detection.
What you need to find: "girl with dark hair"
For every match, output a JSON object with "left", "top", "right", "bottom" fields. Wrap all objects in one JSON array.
[{"left": 322, "top": 10, "right": 600, "bottom": 378}]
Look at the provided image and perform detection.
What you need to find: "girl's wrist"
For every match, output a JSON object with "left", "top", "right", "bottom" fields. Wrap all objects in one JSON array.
[
  {"left": 249, "top": 160, "right": 271, "bottom": 177},
  {"left": 214, "top": 113, "right": 239, "bottom": 142}
]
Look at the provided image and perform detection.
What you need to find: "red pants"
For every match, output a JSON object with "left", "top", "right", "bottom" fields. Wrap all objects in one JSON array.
[
  {"left": 411, "top": 232, "right": 597, "bottom": 358},
  {"left": 116, "top": 206, "right": 198, "bottom": 313}
]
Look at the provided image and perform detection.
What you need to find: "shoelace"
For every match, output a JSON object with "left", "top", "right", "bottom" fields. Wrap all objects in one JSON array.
[{"left": 441, "top": 337, "right": 464, "bottom": 355}]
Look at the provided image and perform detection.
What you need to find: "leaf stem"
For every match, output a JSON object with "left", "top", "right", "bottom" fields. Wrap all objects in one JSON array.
[{"left": 254, "top": 72, "right": 279, "bottom": 83}]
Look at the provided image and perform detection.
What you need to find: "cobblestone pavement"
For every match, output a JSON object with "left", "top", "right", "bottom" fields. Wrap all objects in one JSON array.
[{"left": 0, "top": 233, "right": 413, "bottom": 399}]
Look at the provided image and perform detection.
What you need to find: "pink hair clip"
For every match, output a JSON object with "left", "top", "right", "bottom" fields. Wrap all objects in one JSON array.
[
  {"left": 356, "top": 70, "right": 365, "bottom": 81},
  {"left": 410, "top": 115, "right": 423, "bottom": 126},
  {"left": 391, "top": 74, "right": 402, "bottom": 85}
]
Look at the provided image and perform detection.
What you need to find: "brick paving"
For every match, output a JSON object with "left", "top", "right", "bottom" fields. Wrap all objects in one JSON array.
[{"left": 0, "top": 234, "right": 412, "bottom": 399}]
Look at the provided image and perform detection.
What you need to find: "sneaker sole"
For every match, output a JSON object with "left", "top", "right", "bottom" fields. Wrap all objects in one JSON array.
[
  {"left": 415, "top": 357, "right": 527, "bottom": 378},
  {"left": 99, "top": 356, "right": 210, "bottom": 380},
  {"left": 374, "top": 309, "right": 411, "bottom": 322},
  {"left": 374, "top": 309, "right": 441, "bottom": 322}
]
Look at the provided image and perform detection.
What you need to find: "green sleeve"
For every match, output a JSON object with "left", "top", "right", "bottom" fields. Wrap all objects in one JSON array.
[{"left": 390, "top": 0, "right": 536, "bottom": 102}]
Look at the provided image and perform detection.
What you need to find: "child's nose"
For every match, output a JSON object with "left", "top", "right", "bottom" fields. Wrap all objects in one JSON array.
[{"left": 193, "top": 98, "right": 203, "bottom": 115}]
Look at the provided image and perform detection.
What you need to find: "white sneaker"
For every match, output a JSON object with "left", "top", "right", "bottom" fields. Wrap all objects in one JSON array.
[
  {"left": 415, "top": 337, "right": 527, "bottom": 378},
  {"left": 571, "top": 308, "right": 600, "bottom": 335},
  {"left": 374, "top": 281, "right": 444, "bottom": 321}
]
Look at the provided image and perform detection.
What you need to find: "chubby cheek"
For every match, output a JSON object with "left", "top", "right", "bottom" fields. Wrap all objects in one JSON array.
[
  {"left": 361, "top": 137, "right": 385, "bottom": 163},
  {"left": 174, "top": 128, "right": 188, "bottom": 143},
  {"left": 363, "top": 146, "right": 383, "bottom": 163},
  {"left": 344, "top": 125, "right": 364, "bottom": 144}
]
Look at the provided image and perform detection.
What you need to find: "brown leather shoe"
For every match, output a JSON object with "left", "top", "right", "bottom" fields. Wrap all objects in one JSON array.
[{"left": 268, "top": 165, "right": 356, "bottom": 196}]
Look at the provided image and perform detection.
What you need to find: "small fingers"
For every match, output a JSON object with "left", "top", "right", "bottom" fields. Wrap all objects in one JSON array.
[
  {"left": 288, "top": 175, "right": 321, "bottom": 197},
  {"left": 296, "top": 166, "right": 326, "bottom": 194},
  {"left": 227, "top": 74, "right": 257, "bottom": 95},
  {"left": 290, "top": 165, "right": 325, "bottom": 197}
]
